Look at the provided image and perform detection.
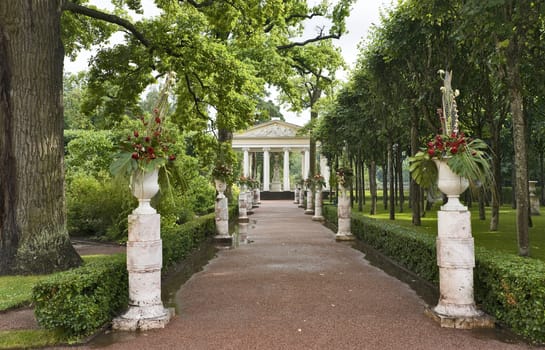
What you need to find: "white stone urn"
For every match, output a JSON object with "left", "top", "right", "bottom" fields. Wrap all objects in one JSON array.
[
  {"left": 215, "top": 178, "right": 227, "bottom": 196},
  {"left": 131, "top": 169, "right": 160, "bottom": 214},
  {"left": 298, "top": 185, "right": 305, "bottom": 208},
  {"left": 214, "top": 179, "right": 230, "bottom": 239},
  {"left": 434, "top": 159, "right": 469, "bottom": 211}
]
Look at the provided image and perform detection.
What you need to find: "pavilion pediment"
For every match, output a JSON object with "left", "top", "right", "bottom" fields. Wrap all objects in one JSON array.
[{"left": 235, "top": 120, "right": 303, "bottom": 138}]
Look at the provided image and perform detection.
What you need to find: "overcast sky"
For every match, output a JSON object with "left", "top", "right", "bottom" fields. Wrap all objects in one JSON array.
[{"left": 64, "top": 0, "right": 394, "bottom": 125}]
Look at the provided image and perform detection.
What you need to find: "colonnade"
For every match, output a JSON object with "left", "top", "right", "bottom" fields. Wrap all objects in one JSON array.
[{"left": 242, "top": 147, "right": 315, "bottom": 191}]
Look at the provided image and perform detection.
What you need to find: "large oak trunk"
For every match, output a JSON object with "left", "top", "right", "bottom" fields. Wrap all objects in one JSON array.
[{"left": 0, "top": 0, "right": 81, "bottom": 274}]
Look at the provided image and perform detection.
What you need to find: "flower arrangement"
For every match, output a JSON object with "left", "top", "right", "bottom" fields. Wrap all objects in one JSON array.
[
  {"left": 313, "top": 174, "right": 326, "bottom": 189},
  {"left": 336, "top": 167, "right": 353, "bottom": 188},
  {"left": 110, "top": 110, "right": 176, "bottom": 177},
  {"left": 409, "top": 70, "right": 492, "bottom": 189},
  {"left": 212, "top": 164, "right": 233, "bottom": 181},
  {"left": 238, "top": 176, "right": 251, "bottom": 188},
  {"left": 110, "top": 72, "right": 176, "bottom": 177}
]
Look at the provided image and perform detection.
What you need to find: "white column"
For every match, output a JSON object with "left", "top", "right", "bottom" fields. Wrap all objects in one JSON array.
[
  {"left": 243, "top": 148, "right": 249, "bottom": 177},
  {"left": 301, "top": 150, "right": 306, "bottom": 179},
  {"left": 320, "top": 156, "right": 330, "bottom": 190},
  {"left": 263, "top": 148, "right": 270, "bottom": 191},
  {"left": 283, "top": 147, "right": 290, "bottom": 191},
  {"left": 304, "top": 148, "right": 310, "bottom": 179}
]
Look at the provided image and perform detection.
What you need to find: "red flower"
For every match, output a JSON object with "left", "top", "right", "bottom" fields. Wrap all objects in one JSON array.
[
  {"left": 155, "top": 116, "right": 161, "bottom": 124},
  {"left": 428, "top": 149, "right": 435, "bottom": 156},
  {"left": 451, "top": 146, "right": 458, "bottom": 154},
  {"left": 134, "top": 130, "right": 139, "bottom": 137},
  {"left": 147, "top": 146, "right": 154, "bottom": 154},
  {"left": 131, "top": 152, "right": 139, "bottom": 159},
  {"left": 168, "top": 154, "right": 176, "bottom": 161},
  {"left": 145, "top": 136, "right": 151, "bottom": 143}
]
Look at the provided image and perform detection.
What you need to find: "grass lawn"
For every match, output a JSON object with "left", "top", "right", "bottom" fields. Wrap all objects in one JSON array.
[
  {"left": 348, "top": 195, "right": 545, "bottom": 261},
  {"left": 0, "top": 330, "right": 63, "bottom": 349}
]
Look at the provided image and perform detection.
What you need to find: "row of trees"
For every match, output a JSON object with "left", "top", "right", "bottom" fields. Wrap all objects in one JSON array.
[
  {"left": 317, "top": 0, "right": 545, "bottom": 257},
  {"left": 0, "top": 0, "right": 353, "bottom": 274}
]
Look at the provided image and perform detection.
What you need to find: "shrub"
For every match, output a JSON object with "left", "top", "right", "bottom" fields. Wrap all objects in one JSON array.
[
  {"left": 323, "top": 205, "right": 545, "bottom": 344},
  {"left": 32, "top": 255, "right": 127, "bottom": 338},
  {"left": 31, "top": 207, "right": 240, "bottom": 338}
]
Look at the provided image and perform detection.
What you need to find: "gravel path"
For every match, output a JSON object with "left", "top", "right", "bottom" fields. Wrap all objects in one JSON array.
[{"left": 58, "top": 200, "right": 535, "bottom": 350}]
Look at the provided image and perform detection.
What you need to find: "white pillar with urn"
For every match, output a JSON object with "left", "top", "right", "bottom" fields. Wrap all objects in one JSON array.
[
  {"left": 113, "top": 169, "right": 172, "bottom": 331},
  {"left": 426, "top": 159, "right": 494, "bottom": 328},
  {"left": 214, "top": 179, "right": 230, "bottom": 241},
  {"left": 335, "top": 184, "right": 354, "bottom": 241}
]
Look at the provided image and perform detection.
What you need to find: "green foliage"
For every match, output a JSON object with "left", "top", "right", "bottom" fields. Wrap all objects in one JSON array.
[
  {"left": 66, "top": 173, "right": 133, "bottom": 239},
  {"left": 65, "top": 130, "right": 116, "bottom": 181},
  {"left": 475, "top": 249, "right": 545, "bottom": 343},
  {"left": 32, "top": 254, "right": 128, "bottom": 337}
]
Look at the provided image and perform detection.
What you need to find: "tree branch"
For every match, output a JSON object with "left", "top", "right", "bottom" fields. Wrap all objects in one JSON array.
[
  {"left": 277, "top": 32, "right": 341, "bottom": 50},
  {"left": 181, "top": 0, "right": 215, "bottom": 8},
  {"left": 62, "top": 1, "right": 151, "bottom": 48}
]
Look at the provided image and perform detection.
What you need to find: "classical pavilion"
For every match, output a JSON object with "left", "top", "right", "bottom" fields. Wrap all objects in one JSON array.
[{"left": 232, "top": 118, "right": 329, "bottom": 198}]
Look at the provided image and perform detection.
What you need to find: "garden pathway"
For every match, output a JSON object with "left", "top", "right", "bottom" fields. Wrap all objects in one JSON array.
[{"left": 71, "top": 200, "right": 531, "bottom": 349}]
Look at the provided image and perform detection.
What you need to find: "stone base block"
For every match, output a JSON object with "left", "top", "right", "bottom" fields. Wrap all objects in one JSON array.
[
  {"left": 425, "top": 307, "right": 495, "bottom": 329},
  {"left": 312, "top": 215, "right": 324, "bottom": 222},
  {"left": 214, "top": 235, "right": 233, "bottom": 244},
  {"left": 113, "top": 307, "right": 174, "bottom": 331},
  {"left": 304, "top": 209, "right": 314, "bottom": 215},
  {"left": 335, "top": 233, "right": 355, "bottom": 241}
]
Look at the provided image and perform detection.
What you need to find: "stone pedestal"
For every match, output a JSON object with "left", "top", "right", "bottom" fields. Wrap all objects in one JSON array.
[
  {"left": 427, "top": 159, "right": 494, "bottom": 329},
  {"left": 214, "top": 180, "right": 231, "bottom": 242},
  {"left": 312, "top": 188, "right": 324, "bottom": 221},
  {"left": 113, "top": 170, "right": 171, "bottom": 330},
  {"left": 336, "top": 187, "right": 354, "bottom": 241},
  {"left": 294, "top": 187, "right": 300, "bottom": 204},
  {"left": 304, "top": 189, "right": 314, "bottom": 215},
  {"left": 298, "top": 187, "right": 305, "bottom": 208},
  {"left": 238, "top": 222, "right": 249, "bottom": 244},
  {"left": 255, "top": 188, "right": 261, "bottom": 205},
  {"left": 529, "top": 181, "right": 540, "bottom": 215},
  {"left": 238, "top": 192, "right": 249, "bottom": 223},
  {"left": 270, "top": 181, "right": 282, "bottom": 192},
  {"left": 246, "top": 191, "right": 254, "bottom": 214}
]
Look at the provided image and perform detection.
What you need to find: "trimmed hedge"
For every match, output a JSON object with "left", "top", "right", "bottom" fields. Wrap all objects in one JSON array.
[
  {"left": 32, "top": 254, "right": 128, "bottom": 337},
  {"left": 31, "top": 207, "right": 237, "bottom": 338},
  {"left": 323, "top": 204, "right": 545, "bottom": 344}
]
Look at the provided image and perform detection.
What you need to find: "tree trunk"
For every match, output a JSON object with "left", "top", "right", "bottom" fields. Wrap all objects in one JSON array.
[
  {"left": 388, "top": 146, "right": 395, "bottom": 220},
  {"left": 357, "top": 156, "right": 363, "bottom": 212},
  {"left": 369, "top": 161, "right": 377, "bottom": 215},
  {"left": 382, "top": 163, "right": 388, "bottom": 210},
  {"left": 397, "top": 145, "right": 404, "bottom": 213},
  {"left": 489, "top": 116, "right": 501, "bottom": 230},
  {"left": 410, "top": 114, "right": 421, "bottom": 225},
  {"left": 539, "top": 151, "right": 545, "bottom": 205},
  {"left": 506, "top": 39, "right": 530, "bottom": 257},
  {"left": 0, "top": 1, "right": 81, "bottom": 274},
  {"left": 478, "top": 188, "right": 486, "bottom": 220}
]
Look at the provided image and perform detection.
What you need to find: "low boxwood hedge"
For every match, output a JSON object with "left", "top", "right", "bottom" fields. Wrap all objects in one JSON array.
[
  {"left": 323, "top": 204, "right": 545, "bottom": 344},
  {"left": 32, "top": 207, "right": 237, "bottom": 338}
]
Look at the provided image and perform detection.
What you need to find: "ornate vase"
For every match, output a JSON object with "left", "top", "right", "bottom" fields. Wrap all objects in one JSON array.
[
  {"left": 434, "top": 159, "right": 469, "bottom": 211},
  {"left": 215, "top": 179, "right": 227, "bottom": 197},
  {"left": 131, "top": 169, "right": 160, "bottom": 215}
]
